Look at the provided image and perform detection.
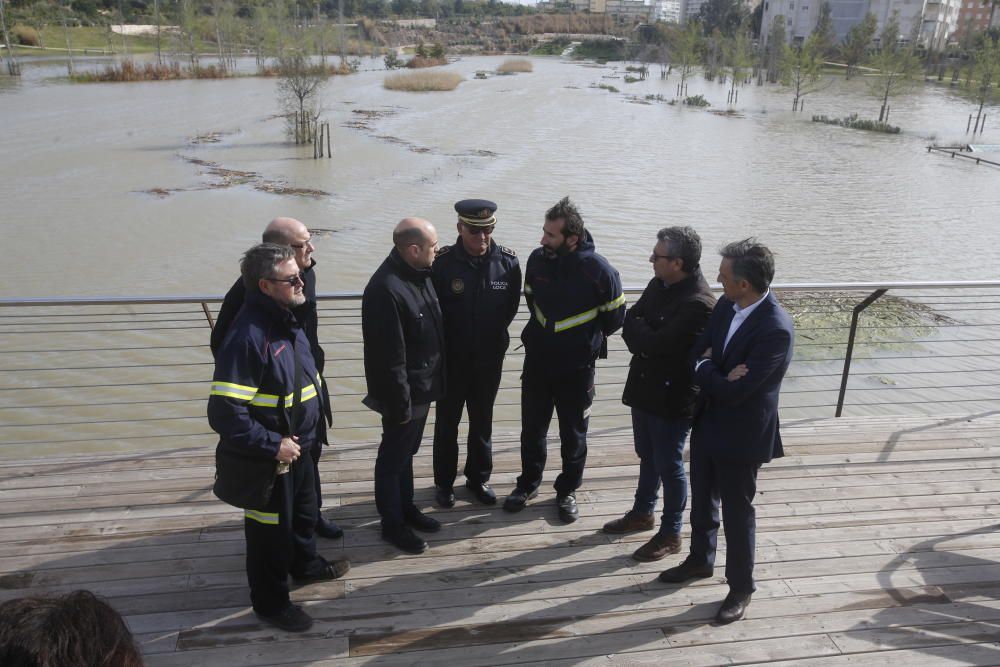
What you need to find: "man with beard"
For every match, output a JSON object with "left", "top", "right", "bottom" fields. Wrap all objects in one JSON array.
[
  {"left": 211, "top": 217, "right": 341, "bottom": 540},
  {"left": 503, "top": 197, "right": 626, "bottom": 523},
  {"left": 431, "top": 199, "right": 521, "bottom": 508},
  {"left": 362, "top": 218, "right": 446, "bottom": 554},
  {"left": 209, "top": 243, "right": 349, "bottom": 633}
]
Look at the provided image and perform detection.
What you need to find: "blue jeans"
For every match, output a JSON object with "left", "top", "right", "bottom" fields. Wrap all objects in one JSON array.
[{"left": 631, "top": 408, "right": 690, "bottom": 536}]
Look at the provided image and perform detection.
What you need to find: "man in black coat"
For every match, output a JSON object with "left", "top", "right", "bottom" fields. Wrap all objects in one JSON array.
[
  {"left": 210, "top": 217, "right": 341, "bottom": 540},
  {"left": 604, "top": 227, "right": 715, "bottom": 563},
  {"left": 362, "top": 217, "right": 446, "bottom": 555},
  {"left": 659, "top": 238, "right": 794, "bottom": 625},
  {"left": 431, "top": 199, "right": 521, "bottom": 509}
]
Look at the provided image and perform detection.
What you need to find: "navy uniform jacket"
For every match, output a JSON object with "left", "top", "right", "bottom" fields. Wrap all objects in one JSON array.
[
  {"left": 690, "top": 291, "right": 794, "bottom": 465},
  {"left": 362, "top": 248, "right": 446, "bottom": 424},
  {"left": 621, "top": 269, "right": 716, "bottom": 420},
  {"left": 210, "top": 259, "right": 332, "bottom": 427},
  {"left": 521, "top": 230, "right": 626, "bottom": 375},
  {"left": 208, "top": 288, "right": 324, "bottom": 458},
  {"left": 431, "top": 239, "right": 521, "bottom": 369}
]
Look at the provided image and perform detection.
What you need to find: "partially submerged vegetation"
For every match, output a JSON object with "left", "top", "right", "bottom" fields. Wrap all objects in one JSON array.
[
  {"left": 384, "top": 70, "right": 463, "bottom": 91},
  {"left": 71, "top": 61, "right": 228, "bottom": 82},
  {"left": 497, "top": 58, "right": 532, "bottom": 73},
  {"left": 812, "top": 114, "right": 901, "bottom": 134}
]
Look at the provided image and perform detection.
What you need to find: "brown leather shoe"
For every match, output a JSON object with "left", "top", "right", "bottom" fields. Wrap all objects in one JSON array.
[
  {"left": 632, "top": 533, "right": 682, "bottom": 562},
  {"left": 602, "top": 511, "right": 655, "bottom": 534}
]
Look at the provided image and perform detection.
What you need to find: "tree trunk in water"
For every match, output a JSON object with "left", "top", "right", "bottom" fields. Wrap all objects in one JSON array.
[{"left": 61, "top": 3, "right": 75, "bottom": 76}]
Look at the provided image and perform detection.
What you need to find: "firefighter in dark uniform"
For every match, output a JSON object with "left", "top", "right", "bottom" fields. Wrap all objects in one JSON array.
[
  {"left": 208, "top": 243, "right": 349, "bottom": 633},
  {"left": 431, "top": 199, "right": 521, "bottom": 508},
  {"left": 210, "top": 217, "right": 341, "bottom": 540},
  {"left": 362, "top": 217, "right": 446, "bottom": 555},
  {"left": 502, "top": 197, "right": 626, "bottom": 523}
]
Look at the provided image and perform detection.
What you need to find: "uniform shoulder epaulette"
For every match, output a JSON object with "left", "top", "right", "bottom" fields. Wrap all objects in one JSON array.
[
  {"left": 436, "top": 246, "right": 452, "bottom": 257},
  {"left": 497, "top": 244, "right": 516, "bottom": 257}
]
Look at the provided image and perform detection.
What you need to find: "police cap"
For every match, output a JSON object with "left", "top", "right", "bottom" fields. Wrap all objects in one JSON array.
[{"left": 455, "top": 199, "right": 497, "bottom": 227}]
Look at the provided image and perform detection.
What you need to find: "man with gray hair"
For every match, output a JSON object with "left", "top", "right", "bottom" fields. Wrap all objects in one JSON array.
[
  {"left": 211, "top": 217, "right": 341, "bottom": 540},
  {"left": 209, "top": 243, "right": 349, "bottom": 633},
  {"left": 362, "top": 218, "right": 446, "bottom": 555},
  {"left": 604, "top": 227, "right": 715, "bottom": 562}
]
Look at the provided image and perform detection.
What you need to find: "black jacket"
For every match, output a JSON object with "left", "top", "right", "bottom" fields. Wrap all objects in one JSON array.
[
  {"left": 208, "top": 288, "right": 324, "bottom": 457},
  {"left": 362, "top": 248, "right": 446, "bottom": 423},
  {"left": 621, "top": 270, "right": 716, "bottom": 420},
  {"left": 521, "top": 231, "right": 626, "bottom": 375},
  {"left": 210, "top": 260, "right": 332, "bottom": 427},
  {"left": 431, "top": 239, "right": 521, "bottom": 369}
]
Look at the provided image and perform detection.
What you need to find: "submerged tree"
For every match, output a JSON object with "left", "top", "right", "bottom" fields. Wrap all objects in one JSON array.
[
  {"left": 277, "top": 53, "right": 328, "bottom": 143},
  {"left": 725, "top": 30, "right": 753, "bottom": 105},
  {"left": 670, "top": 20, "right": 702, "bottom": 97},
  {"left": 971, "top": 37, "right": 1000, "bottom": 132},
  {"left": 866, "top": 12, "right": 920, "bottom": 123},
  {"left": 762, "top": 15, "right": 786, "bottom": 83},
  {"left": 842, "top": 12, "right": 877, "bottom": 79},
  {"left": 781, "top": 35, "right": 831, "bottom": 110},
  {"left": 812, "top": 1, "right": 836, "bottom": 57}
]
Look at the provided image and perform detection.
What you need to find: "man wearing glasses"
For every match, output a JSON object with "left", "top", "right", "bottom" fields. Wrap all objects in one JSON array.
[
  {"left": 209, "top": 243, "right": 349, "bottom": 633},
  {"left": 362, "top": 217, "right": 446, "bottom": 554},
  {"left": 603, "top": 227, "right": 715, "bottom": 562},
  {"left": 211, "top": 217, "right": 342, "bottom": 541},
  {"left": 430, "top": 199, "right": 521, "bottom": 509}
]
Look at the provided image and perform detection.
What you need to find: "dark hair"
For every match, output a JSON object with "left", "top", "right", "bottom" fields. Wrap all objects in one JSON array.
[
  {"left": 392, "top": 226, "right": 428, "bottom": 250},
  {"left": 0, "top": 590, "right": 144, "bottom": 667},
  {"left": 720, "top": 238, "right": 775, "bottom": 293},
  {"left": 657, "top": 226, "right": 702, "bottom": 273},
  {"left": 545, "top": 196, "right": 585, "bottom": 240},
  {"left": 240, "top": 243, "right": 295, "bottom": 290}
]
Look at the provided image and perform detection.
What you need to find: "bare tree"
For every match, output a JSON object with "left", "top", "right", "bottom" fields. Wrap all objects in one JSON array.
[
  {"left": 0, "top": 0, "right": 19, "bottom": 76},
  {"left": 277, "top": 53, "right": 328, "bottom": 143}
]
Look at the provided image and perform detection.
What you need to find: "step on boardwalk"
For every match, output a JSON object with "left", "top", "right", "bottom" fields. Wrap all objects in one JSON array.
[{"left": 2, "top": 413, "right": 1000, "bottom": 666}]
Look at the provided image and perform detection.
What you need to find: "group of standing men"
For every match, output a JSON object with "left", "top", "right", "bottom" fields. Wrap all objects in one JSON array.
[{"left": 207, "top": 199, "right": 794, "bottom": 633}]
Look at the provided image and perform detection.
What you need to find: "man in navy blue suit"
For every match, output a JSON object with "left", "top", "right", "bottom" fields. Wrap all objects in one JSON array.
[{"left": 658, "top": 238, "right": 794, "bottom": 625}]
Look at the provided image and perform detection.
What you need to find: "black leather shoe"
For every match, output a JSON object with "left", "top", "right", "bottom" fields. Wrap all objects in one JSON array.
[
  {"left": 556, "top": 493, "right": 579, "bottom": 523},
  {"left": 292, "top": 556, "right": 350, "bottom": 585},
  {"left": 658, "top": 555, "right": 715, "bottom": 584},
  {"left": 716, "top": 591, "right": 752, "bottom": 624},
  {"left": 404, "top": 507, "right": 441, "bottom": 533},
  {"left": 502, "top": 487, "right": 538, "bottom": 513},
  {"left": 255, "top": 604, "right": 313, "bottom": 632},
  {"left": 435, "top": 486, "right": 456, "bottom": 509},
  {"left": 382, "top": 525, "right": 428, "bottom": 554},
  {"left": 465, "top": 481, "right": 497, "bottom": 505},
  {"left": 315, "top": 516, "right": 344, "bottom": 539}
]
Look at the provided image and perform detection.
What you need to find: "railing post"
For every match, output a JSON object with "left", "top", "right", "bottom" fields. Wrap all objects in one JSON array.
[
  {"left": 201, "top": 302, "right": 215, "bottom": 330},
  {"left": 835, "top": 288, "right": 888, "bottom": 417}
]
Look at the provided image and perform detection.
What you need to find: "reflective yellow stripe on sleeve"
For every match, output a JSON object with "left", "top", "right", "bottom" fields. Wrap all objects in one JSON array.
[
  {"left": 553, "top": 307, "right": 598, "bottom": 332},
  {"left": 210, "top": 381, "right": 258, "bottom": 402},
  {"left": 599, "top": 293, "right": 626, "bottom": 312},
  {"left": 245, "top": 510, "right": 280, "bottom": 525},
  {"left": 533, "top": 303, "right": 547, "bottom": 327},
  {"left": 249, "top": 393, "right": 280, "bottom": 408}
]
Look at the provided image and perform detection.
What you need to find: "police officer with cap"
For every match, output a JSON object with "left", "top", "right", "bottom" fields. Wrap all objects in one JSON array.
[{"left": 431, "top": 199, "right": 522, "bottom": 508}]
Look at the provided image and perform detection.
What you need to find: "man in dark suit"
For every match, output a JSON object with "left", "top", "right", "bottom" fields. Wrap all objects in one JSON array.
[{"left": 658, "top": 238, "right": 794, "bottom": 625}]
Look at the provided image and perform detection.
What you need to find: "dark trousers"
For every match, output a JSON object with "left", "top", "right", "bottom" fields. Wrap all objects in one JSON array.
[
  {"left": 688, "top": 440, "right": 761, "bottom": 595},
  {"left": 517, "top": 365, "right": 595, "bottom": 496},
  {"left": 313, "top": 424, "right": 325, "bottom": 513},
  {"left": 631, "top": 408, "right": 691, "bottom": 536},
  {"left": 375, "top": 403, "right": 430, "bottom": 532},
  {"left": 432, "top": 359, "right": 503, "bottom": 489},
  {"left": 244, "top": 447, "right": 323, "bottom": 615}
]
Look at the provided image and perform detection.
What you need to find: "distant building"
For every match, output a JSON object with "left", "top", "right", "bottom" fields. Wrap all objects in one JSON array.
[
  {"left": 760, "top": 0, "right": 962, "bottom": 49},
  {"left": 952, "top": 0, "right": 999, "bottom": 43},
  {"left": 655, "top": 0, "right": 685, "bottom": 22},
  {"left": 538, "top": 0, "right": 654, "bottom": 19}
]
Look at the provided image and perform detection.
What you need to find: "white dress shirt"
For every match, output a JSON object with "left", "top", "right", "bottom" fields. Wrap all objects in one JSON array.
[{"left": 694, "top": 290, "right": 770, "bottom": 372}]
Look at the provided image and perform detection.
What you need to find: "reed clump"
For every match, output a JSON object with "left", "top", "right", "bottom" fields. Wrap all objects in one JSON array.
[
  {"left": 258, "top": 60, "right": 354, "bottom": 77},
  {"left": 72, "top": 61, "right": 231, "bottom": 82},
  {"left": 384, "top": 70, "right": 463, "bottom": 91},
  {"left": 497, "top": 58, "right": 533, "bottom": 73},
  {"left": 407, "top": 55, "right": 448, "bottom": 69}
]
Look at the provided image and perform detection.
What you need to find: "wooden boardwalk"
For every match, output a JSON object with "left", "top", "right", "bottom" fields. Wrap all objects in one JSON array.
[{"left": 2, "top": 412, "right": 1000, "bottom": 666}]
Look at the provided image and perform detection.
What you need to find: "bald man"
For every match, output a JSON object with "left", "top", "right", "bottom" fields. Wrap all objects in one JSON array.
[
  {"left": 362, "top": 218, "right": 446, "bottom": 554},
  {"left": 211, "top": 218, "right": 342, "bottom": 540}
]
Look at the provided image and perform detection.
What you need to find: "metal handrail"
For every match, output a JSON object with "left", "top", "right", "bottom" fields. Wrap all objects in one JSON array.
[{"left": 2, "top": 280, "right": 999, "bottom": 307}]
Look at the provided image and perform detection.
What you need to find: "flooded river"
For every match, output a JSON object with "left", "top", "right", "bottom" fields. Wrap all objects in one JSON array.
[{"left": 1, "top": 55, "right": 999, "bottom": 298}]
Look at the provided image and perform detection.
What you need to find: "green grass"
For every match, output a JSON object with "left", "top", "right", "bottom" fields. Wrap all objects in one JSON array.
[{"left": 10, "top": 26, "right": 161, "bottom": 55}]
